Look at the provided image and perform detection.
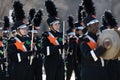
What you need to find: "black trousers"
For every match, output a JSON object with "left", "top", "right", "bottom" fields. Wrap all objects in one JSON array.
[
  {"left": 44, "top": 56, "right": 64, "bottom": 80},
  {"left": 0, "top": 69, "right": 5, "bottom": 80},
  {"left": 9, "top": 62, "right": 33, "bottom": 80},
  {"left": 107, "top": 60, "right": 120, "bottom": 80},
  {"left": 32, "top": 56, "right": 43, "bottom": 80},
  {"left": 80, "top": 64, "right": 108, "bottom": 80},
  {"left": 66, "top": 55, "right": 81, "bottom": 80}
]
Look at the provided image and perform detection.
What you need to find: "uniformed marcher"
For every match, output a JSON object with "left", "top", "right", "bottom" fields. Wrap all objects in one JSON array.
[
  {"left": 0, "top": 21, "right": 6, "bottom": 80},
  {"left": 72, "top": 5, "right": 86, "bottom": 80},
  {"left": 80, "top": 0, "right": 109, "bottom": 80},
  {"left": 7, "top": 1, "right": 33, "bottom": 80},
  {"left": 66, "top": 15, "right": 80, "bottom": 80},
  {"left": 28, "top": 8, "right": 43, "bottom": 80},
  {"left": 74, "top": 5, "right": 86, "bottom": 65},
  {"left": 2, "top": 16, "right": 11, "bottom": 80},
  {"left": 103, "top": 10, "right": 120, "bottom": 80},
  {"left": 41, "top": 0, "right": 64, "bottom": 80}
]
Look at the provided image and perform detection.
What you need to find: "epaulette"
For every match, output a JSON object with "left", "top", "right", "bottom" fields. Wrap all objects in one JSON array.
[{"left": 42, "top": 32, "right": 49, "bottom": 37}]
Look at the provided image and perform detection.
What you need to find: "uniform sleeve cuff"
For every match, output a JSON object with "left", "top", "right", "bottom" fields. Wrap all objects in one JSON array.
[
  {"left": 90, "top": 50, "right": 98, "bottom": 61},
  {"left": 47, "top": 46, "right": 50, "bottom": 56}
]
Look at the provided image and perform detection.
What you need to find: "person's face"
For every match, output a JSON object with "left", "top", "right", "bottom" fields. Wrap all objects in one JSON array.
[
  {"left": 19, "top": 28, "right": 27, "bottom": 36},
  {"left": 77, "top": 30, "right": 83, "bottom": 35},
  {"left": 88, "top": 22, "right": 99, "bottom": 34},
  {"left": 51, "top": 22, "right": 60, "bottom": 31},
  {"left": 72, "top": 28, "right": 76, "bottom": 32}
]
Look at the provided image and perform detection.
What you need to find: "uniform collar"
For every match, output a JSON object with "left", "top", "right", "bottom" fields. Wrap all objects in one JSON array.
[{"left": 88, "top": 32, "right": 97, "bottom": 42}]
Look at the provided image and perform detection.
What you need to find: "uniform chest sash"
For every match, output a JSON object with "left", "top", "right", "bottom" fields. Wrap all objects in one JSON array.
[
  {"left": 87, "top": 35, "right": 97, "bottom": 50},
  {"left": 0, "top": 41, "right": 3, "bottom": 47},
  {"left": 14, "top": 37, "right": 27, "bottom": 52},
  {"left": 47, "top": 32, "right": 60, "bottom": 46}
]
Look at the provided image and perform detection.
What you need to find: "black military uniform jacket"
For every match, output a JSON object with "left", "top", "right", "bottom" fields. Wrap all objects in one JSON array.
[
  {"left": 7, "top": 34, "right": 32, "bottom": 63},
  {"left": 80, "top": 32, "right": 107, "bottom": 66},
  {"left": 42, "top": 30, "right": 63, "bottom": 57},
  {"left": 80, "top": 32, "right": 108, "bottom": 80},
  {"left": 33, "top": 36, "right": 42, "bottom": 58},
  {"left": 7, "top": 34, "right": 33, "bottom": 80},
  {"left": 0, "top": 37, "right": 6, "bottom": 64},
  {"left": 76, "top": 34, "right": 86, "bottom": 64}
]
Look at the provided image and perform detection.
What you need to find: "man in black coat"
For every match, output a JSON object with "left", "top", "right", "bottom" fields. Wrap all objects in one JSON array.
[{"left": 80, "top": 0, "right": 109, "bottom": 80}]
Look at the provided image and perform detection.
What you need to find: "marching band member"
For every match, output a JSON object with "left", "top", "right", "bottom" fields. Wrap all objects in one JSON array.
[
  {"left": 66, "top": 15, "right": 80, "bottom": 80},
  {"left": 80, "top": 0, "right": 109, "bottom": 80},
  {"left": 28, "top": 8, "right": 43, "bottom": 80},
  {"left": 7, "top": 1, "right": 33, "bottom": 80},
  {"left": 41, "top": 0, "right": 65, "bottom": 80},
  {"left": 74, "top": 5, "right": 86, "bottom": 65},
  {"left": 0, "top": 20, "right": 6, "bottom": 80},
  {"left": 103, "top": 10, "right": 120, "bottom": 80}
]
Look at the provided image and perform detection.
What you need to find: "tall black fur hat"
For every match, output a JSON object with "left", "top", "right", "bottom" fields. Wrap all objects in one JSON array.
[
  {"left": 75, "top": 5, "right": 84, "bottom": 30},
  {"left": 33, "top": 9, "right": 43, "bottom": 28},
  {"left": 11, "top": 11, "right": 16, "bottom": 23},
  {"left": 78, "top": 5, "right": 83, "bottom": 22},
  {"left": 100, "top": 15, "right": 109, "bottom": 32},
  {"left": 104, "top": 10, "right": 118, "bottom": 28},
  {"left": 82, "top": 0, "right": 99, "bottom": 27},
  {"left": 3, "top": 16, "right": 10, "bottom": 32},
  {"left": 13, "top": 1, "right": 25, "bottom": 21},
  {"left": 68, "top": 15, "right": 74, "bottom": 29},
  {"left": 28, "top": 8, "right": 36, "bottom": 25},
  {"left": 13, "top": 1, "right": 27, "bottom": 30},
  {"left": 102, "top": 15, "right": 108, "bottom": 27},
  {"left": 66, "top": 15, "right": 75, "bottom": 34},
  {"left": 45, "top": 0, "right": 60, "bottom": 26},
  {"left": 28, "top": 9, "right": 43, "bottom": 33}
]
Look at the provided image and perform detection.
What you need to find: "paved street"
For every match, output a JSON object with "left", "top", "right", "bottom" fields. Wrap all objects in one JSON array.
[{"left": 42, "top": 66, "right": 75, "bottom": 80}]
